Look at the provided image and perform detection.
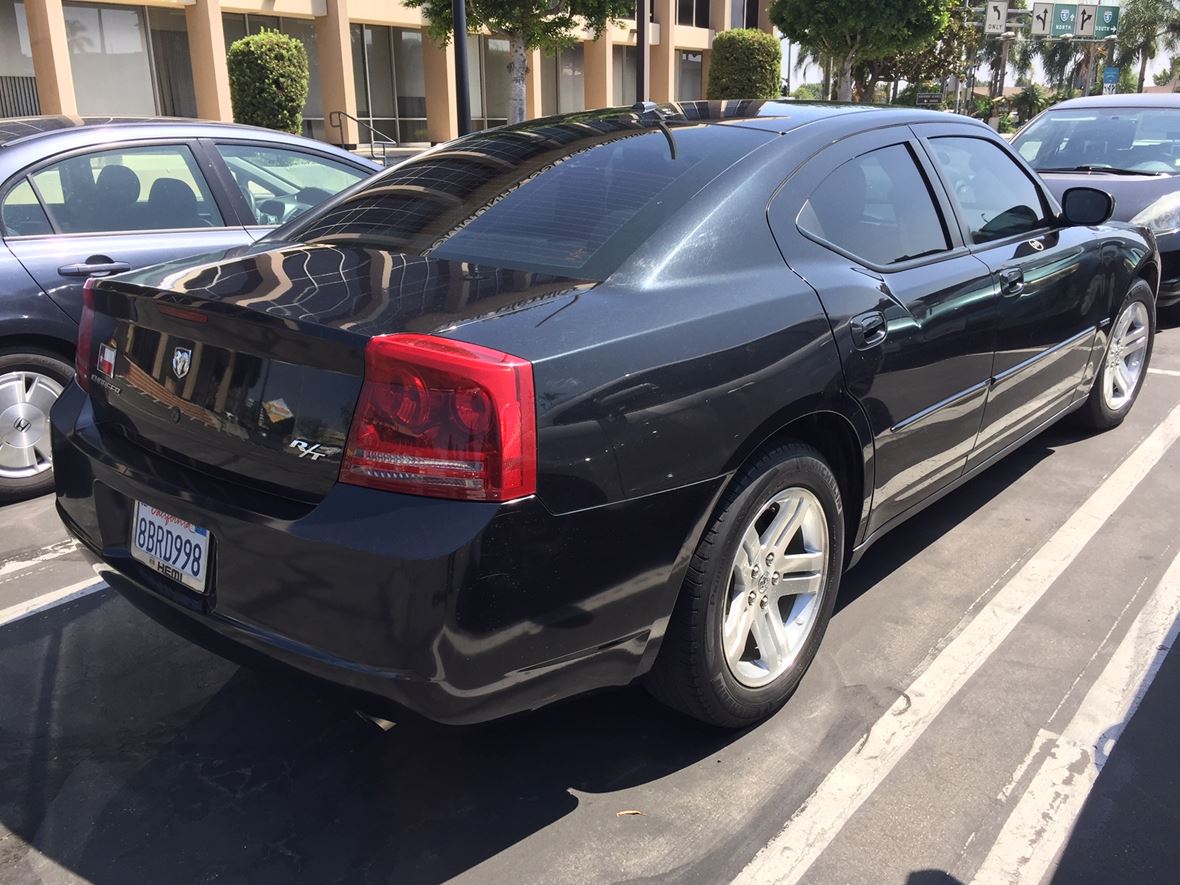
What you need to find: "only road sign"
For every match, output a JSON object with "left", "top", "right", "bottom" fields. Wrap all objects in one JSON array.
[
  {"left": 985, "top": 0, "right": 1009, "bottom": 35},
  {"left": 1076, "top": 3, "right": 1097, "bottom": 37}
]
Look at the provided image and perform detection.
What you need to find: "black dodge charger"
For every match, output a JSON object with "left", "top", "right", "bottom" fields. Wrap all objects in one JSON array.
[{"left": 51, "top": 101, "right": 1158, "bottom": 727}]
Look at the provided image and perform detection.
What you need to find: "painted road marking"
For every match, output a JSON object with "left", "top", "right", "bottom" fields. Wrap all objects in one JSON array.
[
  {"left": 0, "top": 578, "right": 106, "bottom": 628},
  {"left": 971, "top": 547, "right": 1180, "bottom": 884},
  {"left": 735, "top": 402, "right": 1180, "bottom": 885},
  {"left": 0, "top": 539, "right": 79, "bottom": 579},
  {"left": 1148, "top": 368, "right": 1180, "bottom": 378}
]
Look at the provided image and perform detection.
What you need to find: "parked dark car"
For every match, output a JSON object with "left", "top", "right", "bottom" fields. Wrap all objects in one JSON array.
[
  {"left": 1013, "top": 93, "right": 1180, "bottom": 315},
  {"left": 51, "top": 101, "right": 1157, "bottom": 727},
  {"left": 0, "top": 116, "right": 379, "bottom": 502}
]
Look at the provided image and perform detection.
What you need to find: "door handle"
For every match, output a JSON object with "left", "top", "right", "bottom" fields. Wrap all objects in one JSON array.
[
  {"left": 58, "top": 260, "right": 131, "bottom": 278},
  {"left": 850, "top": 311, "right": 887, "bottom": 349},
  {"left": 999, "top": 267, "right": 1025, "bottom": 297}
]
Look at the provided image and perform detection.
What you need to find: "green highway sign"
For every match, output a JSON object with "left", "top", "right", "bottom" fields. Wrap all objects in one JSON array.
[
  {"left": 1052, "top": 3, "right": 1077, "bottom": 36},
  {"left": 1094, "top": 5, "right": 1119, "bottom": 38}
]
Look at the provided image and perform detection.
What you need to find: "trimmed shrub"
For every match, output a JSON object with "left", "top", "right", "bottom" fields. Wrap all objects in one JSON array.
[
  {"left": 707, "top": 29, "right": 782, "bottom": 100},
  {"left": 227, "top": 30, "right": 309, "bottom": 134}
]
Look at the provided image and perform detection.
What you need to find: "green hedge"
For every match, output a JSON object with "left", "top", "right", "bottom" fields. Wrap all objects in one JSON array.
[
  {"left": 227, "top": 30, "right": 309, "bottom": 135},
  {"left": 707, "top": 29, "right": 782, "bottom": 100}
]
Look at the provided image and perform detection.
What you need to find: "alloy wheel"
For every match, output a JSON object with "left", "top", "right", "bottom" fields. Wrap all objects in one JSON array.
[
  {"left": 721, "top": 487, "right": 829, "bottom": 688},
  {"left": 1103, "top": 300, "right": 1150, "bottom": 412},
  {"left": 0, "top": 370, "right": 63, "bottom": 479}
]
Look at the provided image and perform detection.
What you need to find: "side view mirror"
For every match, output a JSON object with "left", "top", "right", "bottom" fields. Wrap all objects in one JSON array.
[{"left": 1061, "top": 187, "right": 1115, "bottom": 226}]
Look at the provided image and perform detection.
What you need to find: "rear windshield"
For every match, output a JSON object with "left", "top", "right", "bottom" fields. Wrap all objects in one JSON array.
[
  {"left": 1014, "top": 107, "right": 1180, "bottom": 175},
  {"left": 279, "top": 116, "right": 771, "bottom": 280}
]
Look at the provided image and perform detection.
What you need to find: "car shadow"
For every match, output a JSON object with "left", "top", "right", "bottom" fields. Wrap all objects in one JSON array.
[{"left": 0, "top": 424, "right": 1086, "bottom": 884}]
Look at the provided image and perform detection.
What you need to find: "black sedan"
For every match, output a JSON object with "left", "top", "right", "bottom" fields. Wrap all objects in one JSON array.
[
  {"left": 51, "top": 101, "right": 1158, "bottom": 728},
  {"left": 1013, "top": 93, "right": 1180, "bottom": 315}
]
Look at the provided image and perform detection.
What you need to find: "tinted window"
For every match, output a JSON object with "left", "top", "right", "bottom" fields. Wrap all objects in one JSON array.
[
  {"left": 796, "top": 143, "right": 949, "bottom": 265},
  {"left": 929, "top": 136, "right": 1046, "bottom": 244},
  {"left": 282, "top": 118, "right": 770, "bottom": 279},
  {"left": 1, "top": 179, "right": 53, "bottom": 237},
  {"left": 1014, "top": 106, "right": 1180, "bottom": 174},
  {"left": 29, "top": 144, "right": 223, "bottom": 234},
  {"left": 216, "top": 144, "right": 367, "bottom": 225}
]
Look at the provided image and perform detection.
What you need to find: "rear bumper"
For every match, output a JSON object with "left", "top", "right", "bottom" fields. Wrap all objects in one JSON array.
[{"left": 51, "top": 383, "right": 723, "bottom": 724}]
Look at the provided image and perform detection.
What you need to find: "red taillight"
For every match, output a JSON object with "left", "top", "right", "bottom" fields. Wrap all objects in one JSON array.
[
  {"left": 75, "top": 278, "right": 96, "bottom": 392},
  {"left": 340, "top": 334, "right": 537, "bottom": 502}
]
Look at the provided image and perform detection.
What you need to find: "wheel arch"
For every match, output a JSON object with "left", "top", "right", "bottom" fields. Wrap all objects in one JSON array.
[
  {"left": 0, "top": 332, "right": 75, "bottom": 365},
  {"left": 721, "top": 396, "right": 875, "bottom": 568}
]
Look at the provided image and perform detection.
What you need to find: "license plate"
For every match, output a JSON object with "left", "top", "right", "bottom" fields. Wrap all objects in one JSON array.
[{"left": 130, "top": 501, "right": 210, "bottom": 593}]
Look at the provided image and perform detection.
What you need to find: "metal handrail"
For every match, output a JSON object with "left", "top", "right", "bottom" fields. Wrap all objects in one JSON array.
[{"left": 328, "top": 110, "right": 398, "bottom": 165}]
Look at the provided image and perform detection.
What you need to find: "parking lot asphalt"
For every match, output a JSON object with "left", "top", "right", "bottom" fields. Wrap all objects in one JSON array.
[{"left": 3, "top": 321, "right": 1180, "bottom": 885}]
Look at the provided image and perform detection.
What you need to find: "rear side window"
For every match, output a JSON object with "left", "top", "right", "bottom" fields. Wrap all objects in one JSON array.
[
  {"left": 283, "top": 119, "right": 771, "bottom": 279},
  {"left": 928, "top": 136, "right": 1047, "bottom": 244},
  {"left": 1, "top": 179, "right": 53, "bottom": 237},
  {"left": 28, "top": 144, "right": 223, "bottom": 234},
  {"left": 797, "top": 143, "right": 950, "bottom": 266}
]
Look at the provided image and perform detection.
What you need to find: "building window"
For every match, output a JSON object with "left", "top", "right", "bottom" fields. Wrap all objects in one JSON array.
[
  {"left": 678, "top": 0, "right": 710, "bottom": 28},
  {"left": 64, "top": 3, "right": 158, "bottom": 116},
  {"left": 613, "top": 46, "right": 637, "bottom": 106},
  {"left": 349, "top": 23, "right": 429, "bottom": 144},
  {"left": 676, "top": 51, "right": 703, "bottom": 101},
  {"left": 732, "top": 0, "right": 761, "bottom": 29},
  {"left": 466, "top": 35, "right": 511, "bottom": 131},
  {"left": 148, "top": 8, "right": 197, "bottom": 118},
  {"left": 223, "top": 13, "right": 323, "bottom": 139},
  {"left": 540, "top": 45, "right": 585, "bottom": 117},
  {"left": 0, "top": 0, "right": 38, "bottom": 116}
]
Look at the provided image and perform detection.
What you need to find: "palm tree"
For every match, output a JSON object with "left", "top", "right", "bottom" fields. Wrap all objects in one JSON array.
[
  {"left": 1012, "top": 83, "right": 1050, "bottom": 122},
  {"left": 1119, "top": 0, "right": 1180, "bottom": 92}
]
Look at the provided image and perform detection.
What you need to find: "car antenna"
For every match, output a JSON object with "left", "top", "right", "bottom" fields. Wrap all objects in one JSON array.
[{"left": 633, "top": 101, "right": 678, "bottom": 160}]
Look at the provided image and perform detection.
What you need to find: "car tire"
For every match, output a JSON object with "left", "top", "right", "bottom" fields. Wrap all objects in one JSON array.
[
  {"left": 0, "top": 348, "right": 73, "bottom": 505},
  {"left": 1077, "top": 279, "right": 1155, "bottom": 432},
  {"left": 645, "top": 441, "right": 844, "bottom": 728}
]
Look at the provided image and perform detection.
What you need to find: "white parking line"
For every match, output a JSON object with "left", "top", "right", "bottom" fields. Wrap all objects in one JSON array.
[
  {"left": 1148, "top": 368, "right": 1180, "bottom": 378},
  {"left": 735, "top": 401, "right": 1180, "bottom": 885},
  {"left": 0, "top": 578, "right": 107, "bottom": 627},
  {"left": 971, "top": 547, "right": 1180, "bottom": 884},
  {"left": 0, "top": 539, "right": 80, "bottom": 579}
]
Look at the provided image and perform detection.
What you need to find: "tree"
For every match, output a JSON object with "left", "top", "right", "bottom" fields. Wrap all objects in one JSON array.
[
  {"left": 707, "top": 29, "right": 782, "bottom": 99},
  {"left": 1012, "top": 82, "right": 1049, "bottom": 121},
  {"left": 790, "top": 82, "right": 826, "bottom": 101},
  {"left": 1118, "top": 0, "right": 1180, "bottom": 92},
  {"left": 1152, "top": 56, "right": 1180, "bottom": 86},
  {"left": 770, "top": 0, "right": 948, "bottom": 101},
  {"left": 853, "top": 10, "right": 977, "bottom": 104},
  {"left": 227, "top": 30, "right": 309, "bottom": 134},
  {"left": 405, "top": 0, "right": 633, "bottom": 125}
]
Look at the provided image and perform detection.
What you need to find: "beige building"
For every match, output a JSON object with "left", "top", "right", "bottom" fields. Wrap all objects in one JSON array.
[{"left": 0, "top": 0, "right": 774, "bottom": 147}]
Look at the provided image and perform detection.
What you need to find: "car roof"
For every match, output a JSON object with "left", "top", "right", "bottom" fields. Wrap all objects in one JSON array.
[
  {"left": 642, "top": 99, "right": 979, "bottom": 134},
  {"left": 1049, "top": 92, "right": 1180, "bottom": 110},
  {"left": 0, "top": 116, "right": 379, "bottom": 178}
]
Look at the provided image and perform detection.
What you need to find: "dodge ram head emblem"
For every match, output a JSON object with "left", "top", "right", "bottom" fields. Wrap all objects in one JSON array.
[{"left": 172, "top": 347, "right": 192, "bottom": 380}]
